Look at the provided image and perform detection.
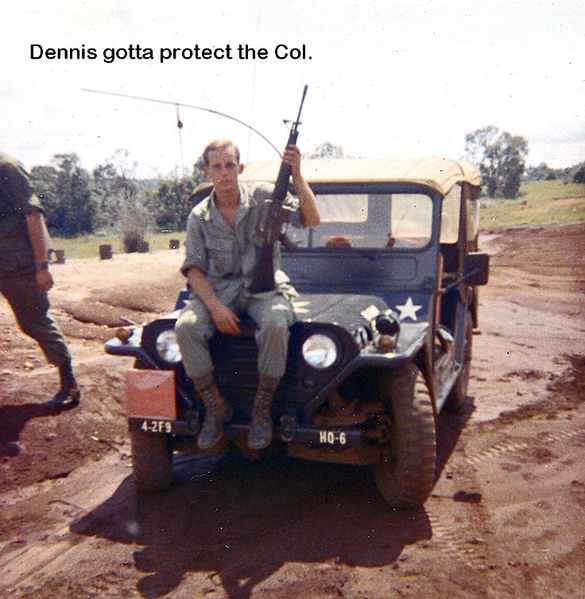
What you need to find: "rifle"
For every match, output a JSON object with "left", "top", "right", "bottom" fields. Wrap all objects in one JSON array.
[{"left": 249, "top": 85, "right": 308, "bottom": 294}]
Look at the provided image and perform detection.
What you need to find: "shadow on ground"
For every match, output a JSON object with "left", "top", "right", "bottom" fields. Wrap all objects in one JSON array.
[
  {"left": 71, "top": 400, "right": 473, "bottom": 599},
  {"left": 0, "top": 402, "right": 58, "bottom": 458}
]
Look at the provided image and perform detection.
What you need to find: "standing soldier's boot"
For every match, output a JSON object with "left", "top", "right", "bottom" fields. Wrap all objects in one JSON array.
[
  {"left": 248, "top": 376, "right": 279, "bottom": 450},
  {"left": 46, "top": 362, "right": 81, "bottom": 411},
  {"left": 194, "top": 374, "right": 232, "bottom": 450}
]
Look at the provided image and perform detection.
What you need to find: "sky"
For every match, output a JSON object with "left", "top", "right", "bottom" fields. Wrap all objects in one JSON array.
[{"left": 1, "top": 0, "right": 583, "bottom": 178}]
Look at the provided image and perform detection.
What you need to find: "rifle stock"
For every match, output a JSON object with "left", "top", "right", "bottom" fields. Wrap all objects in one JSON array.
[{"left": 249, "top": 85, "right": 308, "bottom": 294}]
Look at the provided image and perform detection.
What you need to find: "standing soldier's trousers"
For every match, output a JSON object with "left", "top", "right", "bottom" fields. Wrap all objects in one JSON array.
[{"left": 0, "top": 273, "right": 72, "bottom": 367}]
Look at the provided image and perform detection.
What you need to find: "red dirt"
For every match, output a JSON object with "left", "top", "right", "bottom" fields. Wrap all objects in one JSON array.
[{"left": 1, "top": 221, "right": 584, "bottom": 599}]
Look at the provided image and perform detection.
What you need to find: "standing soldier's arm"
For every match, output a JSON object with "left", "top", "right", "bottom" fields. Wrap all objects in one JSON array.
[{"left": 25, "top": 211, "right": 54, "bottom": 291}]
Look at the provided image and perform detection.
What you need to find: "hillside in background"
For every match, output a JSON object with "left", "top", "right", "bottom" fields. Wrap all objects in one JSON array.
[{"left": 479, "top": 179, "right": 585, "bottom": 230}]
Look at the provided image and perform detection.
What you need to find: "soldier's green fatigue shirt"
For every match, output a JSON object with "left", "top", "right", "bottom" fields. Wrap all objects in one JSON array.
[
  {"left": 176, "top": 182, "right": 304, "bottom": 380},
  {"left": 0, "top": 151, "right": 72, "bottom": 367},
  {"left": 0, "top": 151, "right": 43, "bottom": 275},
  {"left": 180, "top": 182, "right": 303, "bottom": 304}
]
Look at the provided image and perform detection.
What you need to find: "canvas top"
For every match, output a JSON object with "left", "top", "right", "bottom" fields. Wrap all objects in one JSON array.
[{"left": 240, "top": 156, "right": 482, "bottom": 196}]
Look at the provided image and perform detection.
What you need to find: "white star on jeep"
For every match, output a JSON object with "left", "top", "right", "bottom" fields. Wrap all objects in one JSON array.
[
  {"left": 395, "top": 297, "right": 422, "bottom": 321},
  {"left": 292, "top": 300, "right": 310, "bottom": 314}
]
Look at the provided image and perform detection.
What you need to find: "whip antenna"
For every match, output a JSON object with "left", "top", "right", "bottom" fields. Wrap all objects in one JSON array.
[
  {"left": 175, "top": 103, "right": 185, "bottom": 174},
  {"left": 82, "top": 88, "right": 281, "bottom": 156}
]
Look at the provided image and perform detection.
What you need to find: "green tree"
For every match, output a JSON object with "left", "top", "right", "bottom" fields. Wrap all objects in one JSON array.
[
  {"left": 91, "top": 150, "right": 155, "bottom": 251},
  {"left": 153, "top": 158, "right": 205, "bottom": 231},
  {"left": 308, "top": 141, "right": 347, "bottom": 159},
  {"left": 464, "top": 125, "right": 528, "bottom": 199},
  {"left": 115, "top": 187, "right": 157, "bottom": 252},
  {"left": 31, "top": 153, "right": 95, "bottom": 236},
  {"left": 92, "top": 151, "right": 140, "bottom": 232},
  {"left": 153, "top": 175, "right": 195, "bottom": 231},
  {"left": 92, "top": 162, "right": 117, "bottom": 231},
  {"left": 30, "top": 164, "right": 60, "bottom": 227},
  {"left": 525, "top": 163, "right": 557, "bottom": 182},
  {"left": 573, "top": 164, "right": 585, "bottom": 184}
]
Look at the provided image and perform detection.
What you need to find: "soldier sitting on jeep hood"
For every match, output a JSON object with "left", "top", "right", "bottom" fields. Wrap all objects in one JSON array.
[{"left": 174, "top": 139, "right": 320, "bottom": 452}]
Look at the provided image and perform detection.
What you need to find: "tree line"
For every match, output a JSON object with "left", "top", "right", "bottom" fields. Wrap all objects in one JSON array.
[
  {"left": 29, "top": 132, "right": 584, "bottom": 243},
  {"left": 30, "top": 150, "right": 205, "bottom": 248},
  {"left": 30, "top": 144, "right": 347, "bottom": 243},
  {"left": 465, "top": 125, "right": 584, "bottom": 198}
]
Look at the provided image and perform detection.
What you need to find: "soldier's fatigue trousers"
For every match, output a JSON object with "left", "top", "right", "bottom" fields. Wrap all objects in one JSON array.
[
  {"left": 0, "top": 273, "right": 72, "bottom": 368},
  {"left": 175, "top": 292, "right": 295, "bottom": 381}
]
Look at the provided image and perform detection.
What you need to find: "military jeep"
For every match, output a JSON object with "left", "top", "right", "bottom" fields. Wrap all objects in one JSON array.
[{"left": 105, "top": 157, "right": 489, "bottom": 508}]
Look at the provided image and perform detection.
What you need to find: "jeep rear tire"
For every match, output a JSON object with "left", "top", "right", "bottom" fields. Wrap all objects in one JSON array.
[
  {"left": 444, "top": 310, "right": 473, "bottom": 411},
  {"left": 372, "top": 365, "right": 436, "bottom": 508},
  {"left": 130, "top": 431, "right": 172, "bottom": 492}
]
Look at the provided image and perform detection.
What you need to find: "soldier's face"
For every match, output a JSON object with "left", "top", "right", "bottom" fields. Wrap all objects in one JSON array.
[{"left": 204, "top": 148, "right": 244, "bottom": 193}]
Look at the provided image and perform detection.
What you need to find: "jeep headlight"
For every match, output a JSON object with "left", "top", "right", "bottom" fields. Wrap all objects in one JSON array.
[
  {"left": 155, "top": 329, "right": 182, "bottom": 364},
  {"left": 302, "top": 333, "right": 338, "bottom": 370}
]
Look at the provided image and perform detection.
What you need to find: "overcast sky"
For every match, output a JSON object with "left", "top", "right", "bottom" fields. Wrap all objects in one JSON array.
[{"left": 1, "top": 0, "right": 583, "bottom": 177}]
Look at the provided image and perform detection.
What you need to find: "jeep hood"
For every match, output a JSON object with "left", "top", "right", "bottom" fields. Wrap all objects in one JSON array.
[
  {"left": 292, "top": 293, "right": 390, "bottom": 330},
  {"left": 292, "top": 292, "right": 429, "bottom": 358}
]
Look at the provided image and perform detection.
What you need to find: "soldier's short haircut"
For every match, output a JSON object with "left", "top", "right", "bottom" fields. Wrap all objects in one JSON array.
[{"left": 202, "top": 140, "right": 240, "bottom": 166}]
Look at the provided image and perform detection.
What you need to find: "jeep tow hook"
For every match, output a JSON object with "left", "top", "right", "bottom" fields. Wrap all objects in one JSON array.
[{"left": 279, "top": 414, "right": 298, "bottom": 442}]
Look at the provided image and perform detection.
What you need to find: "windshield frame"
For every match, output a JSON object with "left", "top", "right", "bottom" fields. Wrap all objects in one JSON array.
[{"left": 289, "top": 182, "right": 442, "bottom": 254}]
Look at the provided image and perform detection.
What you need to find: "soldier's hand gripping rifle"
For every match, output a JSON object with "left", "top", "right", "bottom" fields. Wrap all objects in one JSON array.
[{"left": 249, "top": 85, "right": 308, "bottom": 294}]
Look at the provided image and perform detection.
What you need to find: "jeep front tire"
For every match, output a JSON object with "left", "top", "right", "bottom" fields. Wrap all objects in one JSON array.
[{"left": 372, "top": 365, "right": 436, "bottom": 508}]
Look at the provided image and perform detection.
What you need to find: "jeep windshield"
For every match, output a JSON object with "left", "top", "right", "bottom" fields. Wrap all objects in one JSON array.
[{"left": 287, "top": 191, "right": 434, "bottom": 250}]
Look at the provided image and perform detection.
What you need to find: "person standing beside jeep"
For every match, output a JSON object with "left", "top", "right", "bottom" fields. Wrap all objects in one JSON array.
[
  {"left": 175, "top": 139, "right": 319, "bottom": 451},
  {"left": 0, "top": 150, "right": 80, "bottom": 410}
]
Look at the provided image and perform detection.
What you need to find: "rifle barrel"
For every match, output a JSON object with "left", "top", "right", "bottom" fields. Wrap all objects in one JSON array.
[{"left": 294, "top": 85, "right": 308, "bottom": 131}]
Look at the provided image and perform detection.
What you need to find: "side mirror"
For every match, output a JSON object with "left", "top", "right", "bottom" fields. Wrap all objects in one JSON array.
[{"left": 464, "top": 252, "right": 489, "bottom": 287}]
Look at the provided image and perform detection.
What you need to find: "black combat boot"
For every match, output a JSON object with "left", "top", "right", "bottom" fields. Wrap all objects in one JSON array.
[
  {"left": 247, "top": 376, "right": 279, "bottom": 450},
  {"left": 194, "top": 374, "right": 233, "bottom": 450},
  {"left": 46, "top": 363, "right": 80, "bottom": 411}
]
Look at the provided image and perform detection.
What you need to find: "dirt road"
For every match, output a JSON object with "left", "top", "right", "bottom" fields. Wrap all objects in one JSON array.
[{"left": 1, "top": 222, "right": 584, "bottom": 599}]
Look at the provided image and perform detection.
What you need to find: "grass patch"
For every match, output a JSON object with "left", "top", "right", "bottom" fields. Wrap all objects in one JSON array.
[
  {"left": 479, "top": 180, "right": 585, "bottom": 229},
  {"left": 49, "top": 180, "right": 585, "bottom": 257},
  {"left": 49, "top": 232, "right": 186, "bottom": 260}
]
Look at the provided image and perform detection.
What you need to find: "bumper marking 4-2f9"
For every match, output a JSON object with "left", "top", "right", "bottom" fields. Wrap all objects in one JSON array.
[
  {"left": 140, "top": 419, "right": 173, "bottom": 434},
  {"left": 130, "top": 416, "right": 362, "bottom": 449}
]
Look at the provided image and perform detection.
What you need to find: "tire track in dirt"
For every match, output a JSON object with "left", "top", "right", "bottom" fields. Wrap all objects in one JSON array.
[
  {"left": 463, "top": 429, "right": 585, "bottom": 467},
  {"left": 5, "top": 425, "right": 580, "bottom": 592},
  {"left": 1, "top": 223, "right": 584, "bottom": 599},
  {"left": 2, "top": 417, "right": 584, "bottom": 599},
  {"left": 424, "top": 421, "right": 585, "bottom": 597}
]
